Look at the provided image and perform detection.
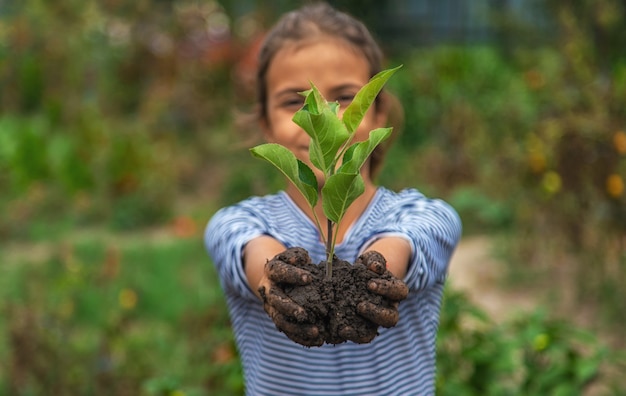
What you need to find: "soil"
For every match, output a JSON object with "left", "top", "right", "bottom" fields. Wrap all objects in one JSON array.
[{"left": 278, "top": 249, "right": 398, "bottom": 346}]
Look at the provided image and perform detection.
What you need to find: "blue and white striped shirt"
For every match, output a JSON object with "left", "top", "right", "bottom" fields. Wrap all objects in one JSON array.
[{"left": 205, "top": 187, "right": 461, "bottom": 396}]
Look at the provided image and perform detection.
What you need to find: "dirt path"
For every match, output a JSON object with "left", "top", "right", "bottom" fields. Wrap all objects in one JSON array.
[
  {"left": 447, "top": 235, "right": 537, "bottom": 321},
  {"left": 1, "top": 226, "right": 183, "bottom": 266}
]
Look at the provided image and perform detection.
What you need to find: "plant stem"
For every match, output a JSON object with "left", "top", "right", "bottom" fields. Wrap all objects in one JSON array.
[{"left": 326, "top": 219, "right": 333, "bottom": 279}]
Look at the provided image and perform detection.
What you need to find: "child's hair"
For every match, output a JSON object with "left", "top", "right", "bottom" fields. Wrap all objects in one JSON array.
[{"left": 255, "top": 2, "right": 403, "bottom": 178}]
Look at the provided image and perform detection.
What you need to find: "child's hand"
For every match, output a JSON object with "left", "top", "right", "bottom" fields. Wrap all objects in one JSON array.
[
  {"left": 356, "top": 251, "right": 409, "bottom": 327},
  {"left": 335, "top": 251, "right": 408, "bottom": 344},
  {"left": 258, "top": 248, "right": 324, "bottom": 347}
]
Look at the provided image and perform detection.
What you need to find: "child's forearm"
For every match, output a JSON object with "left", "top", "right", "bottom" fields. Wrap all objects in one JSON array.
[
  {"left": 363, "top": 236, "right": 411, "bottom": 280},
  {"left": 243, "top": 235, "right": 287, "bottom": 298},
  {"left": 244, "top": 235, "right": 411, "bottom": 297}
]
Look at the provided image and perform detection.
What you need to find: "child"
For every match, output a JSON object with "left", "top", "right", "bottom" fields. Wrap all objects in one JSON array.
[{"left": 204, "top": 3, "right": 462, "bottom": 395}]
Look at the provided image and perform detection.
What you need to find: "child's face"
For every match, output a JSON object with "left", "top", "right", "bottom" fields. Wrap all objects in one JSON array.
[{"left": 262, "top": 38, "right": 386, "bottom": 181}]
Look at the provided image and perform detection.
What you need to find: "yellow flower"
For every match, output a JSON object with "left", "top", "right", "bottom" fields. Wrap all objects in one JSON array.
[
  {"left": 542, "top": 171, "right": 562, "bottom": 194},
  {"left": 119, "top": 288, "right": 138, "bottom": 310},
  {"left": 170, "top": 391, "right": 186, "bottom": 396},
  {"left": 528, "top": 152, "right": 546, "bottom": 174},
  {"left": 606, "top": 174, "right": 624, "bottom": 198},
  {"left": 614, "top": 131, "right": 626, "bottom": 155},
  {"left": 533, "top": 333, "right": 550, "bottom": 351}
]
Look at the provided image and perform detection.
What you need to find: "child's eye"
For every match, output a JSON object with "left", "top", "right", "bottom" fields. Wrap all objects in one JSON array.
[
  {"left": 336, "top": 94, "right": 355, "bottom": 106},
  {"left": 281, "top": 98, "right": 304, "bottom": 109}
]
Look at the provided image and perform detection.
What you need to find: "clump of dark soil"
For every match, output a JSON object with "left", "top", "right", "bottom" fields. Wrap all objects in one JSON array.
[{"left": 275, "top": 247, "right": 400, "bottom": 346}]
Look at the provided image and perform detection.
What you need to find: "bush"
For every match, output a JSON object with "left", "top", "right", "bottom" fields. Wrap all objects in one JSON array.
[
  {"left": 437, "top": 289, "right": 625, "bottom": 395},
  {"left": 382, "top": 13, "right": 625, "bottom": 333},
  {"left": 0, "top": 113, "right": 176, "bottom": 236},
  {"left": 0, "top": 237, "right": 243, "bottom": 396}
]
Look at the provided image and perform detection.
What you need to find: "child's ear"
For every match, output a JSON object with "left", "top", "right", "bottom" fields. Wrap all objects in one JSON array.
[
  {"left": 379, "top": 92, "right": 404, "bottom": 131},
  {"left": 374, "top": 104, "right": 388, "bottom": 127},
  {"left": 374, "top": 94, "right": 391, "bottom": 127}
]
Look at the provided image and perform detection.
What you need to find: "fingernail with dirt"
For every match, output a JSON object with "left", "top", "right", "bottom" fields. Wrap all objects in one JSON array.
[{"left": 294, "top": 307, "right": 307, "bottom": 322}]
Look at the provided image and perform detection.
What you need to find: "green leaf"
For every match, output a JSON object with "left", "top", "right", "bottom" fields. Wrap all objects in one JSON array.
[
  {"left": 339, "top": 127, "right": 392, "bottom": 174},
  {"left": 250, "top": 143, "right": 318, "bottom": 207},
  {"left": 321, "top": 172, "right": 365, "bottom": 223},
  {"left": 342, "top": 65, "right": 403, "bottom": 133},
  {"left": 328, "top": 101, "right": 340, "bottom": 115},
  {"left": 303, "top": 84, "right": 326, "bottom": 114},
  {"left": 293, "top": 88, "right": 350, "bottom": 174}
]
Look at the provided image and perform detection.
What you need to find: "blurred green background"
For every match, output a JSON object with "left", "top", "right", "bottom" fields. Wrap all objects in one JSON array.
[{"left": 1, "top": 0, "right": 625, "bottom": 395}]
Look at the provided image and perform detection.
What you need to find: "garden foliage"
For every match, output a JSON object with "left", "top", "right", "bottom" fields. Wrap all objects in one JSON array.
[
  {"left": 0, "top": 0, "right": 625, "bottom": 394},
  {"left": 383, "top": 0, "right": 626, "bottom": 332}
]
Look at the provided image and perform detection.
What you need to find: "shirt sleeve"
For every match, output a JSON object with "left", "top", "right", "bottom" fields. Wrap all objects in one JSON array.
[
  {"left": 370, "top": 191, "right": 462, "bottom": 291},
  {"left": 204, "top": 203, "right": 268, "bottom": 300}
]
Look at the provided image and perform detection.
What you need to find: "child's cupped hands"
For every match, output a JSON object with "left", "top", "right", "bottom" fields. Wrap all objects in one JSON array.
[{"left": 258, "top": 247, "right": 409, "bottom": 346}]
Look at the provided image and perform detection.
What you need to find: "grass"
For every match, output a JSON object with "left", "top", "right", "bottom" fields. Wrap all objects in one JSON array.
[{"left": 0, "top": 219, "right": 244, "bottom": 396}]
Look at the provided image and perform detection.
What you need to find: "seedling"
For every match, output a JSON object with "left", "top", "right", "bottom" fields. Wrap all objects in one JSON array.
[{"left": 250, "top": 66, "right": 401, "bottom": 278}]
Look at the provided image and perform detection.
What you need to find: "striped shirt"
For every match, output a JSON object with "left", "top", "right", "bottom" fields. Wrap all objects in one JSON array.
[{"left": 204, "top": 187, "right": 461, "bottom": 396}]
